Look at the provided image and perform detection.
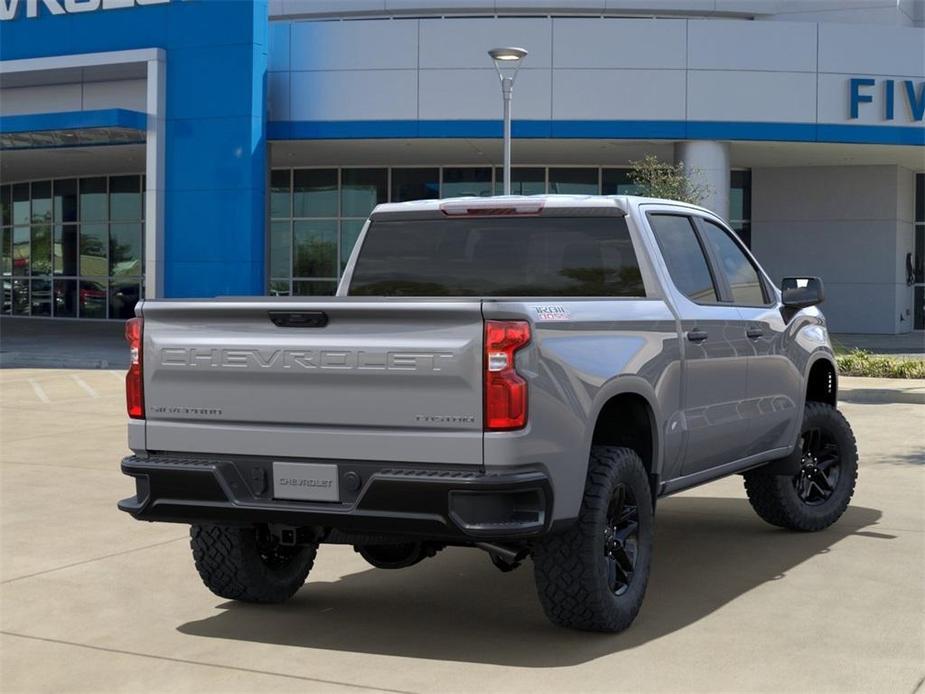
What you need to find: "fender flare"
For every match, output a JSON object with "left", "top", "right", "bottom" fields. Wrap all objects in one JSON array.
[{"left": 582, "top": 375, "right": 665, "bottom": 480}]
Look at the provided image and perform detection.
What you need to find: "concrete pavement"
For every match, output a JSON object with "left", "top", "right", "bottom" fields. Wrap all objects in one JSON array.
[{"left": 0, "top": 369, "right": 923, "bottom": 693}]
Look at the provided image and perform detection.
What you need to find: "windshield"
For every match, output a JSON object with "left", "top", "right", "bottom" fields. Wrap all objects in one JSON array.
[{"left": 348, "top": 217, "right": 645, "bottom": 297}]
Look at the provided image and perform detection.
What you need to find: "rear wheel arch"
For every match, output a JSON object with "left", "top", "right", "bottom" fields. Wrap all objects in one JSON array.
[{"left": 588, "top": 386, "right": 661, "bottom": 504}]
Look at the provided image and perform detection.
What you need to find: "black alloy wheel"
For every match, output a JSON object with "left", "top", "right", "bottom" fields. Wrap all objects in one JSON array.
[
  {"left": 604, "top": 483, "right": 639, "bottom": 595},
  {"left": 794, "top": 426, "right": 842, "bottom": 506}
]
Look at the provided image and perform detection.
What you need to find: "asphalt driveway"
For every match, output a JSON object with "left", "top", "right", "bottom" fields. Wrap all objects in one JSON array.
[{"left": 0, "top": 369, "right": 922, "bottom": 693}]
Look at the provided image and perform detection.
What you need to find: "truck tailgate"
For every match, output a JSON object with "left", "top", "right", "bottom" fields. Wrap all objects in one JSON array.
[{"left": 140, "top": 299, "right": 484, "bottom": 465}]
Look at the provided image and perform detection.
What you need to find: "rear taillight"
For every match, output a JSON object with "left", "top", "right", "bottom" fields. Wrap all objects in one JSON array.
[
  {"left": 484, "top": 320, "right": 531, "bottom": 431},
  {"left": 125, "top": 317, "right": 144, "bottom": 419}
]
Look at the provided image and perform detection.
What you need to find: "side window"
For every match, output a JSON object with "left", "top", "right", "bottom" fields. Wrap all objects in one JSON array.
[
  {"left": 700, "top": 220, "right": 767, "bottom": 305},
  {"left": 648, "top": 214, "right": 720, "bottom": 304}
]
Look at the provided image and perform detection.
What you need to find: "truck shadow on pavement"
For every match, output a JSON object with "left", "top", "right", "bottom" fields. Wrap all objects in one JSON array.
[{"left": 178, "top": 496, "right": 886, "bottom": 667}]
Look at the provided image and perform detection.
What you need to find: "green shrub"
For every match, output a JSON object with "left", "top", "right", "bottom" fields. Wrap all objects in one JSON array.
[{"left": 836, "top": 349, "right": 925, "bottom": 379}]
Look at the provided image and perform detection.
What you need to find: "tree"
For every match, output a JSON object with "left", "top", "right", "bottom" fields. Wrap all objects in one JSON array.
[{"left": 627, "top": 154, "right": 712, "bottom": 206}]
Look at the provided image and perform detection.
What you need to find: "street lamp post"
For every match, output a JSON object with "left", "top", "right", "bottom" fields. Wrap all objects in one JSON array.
[{"left": 488, "top": 47, "right": 528, "bottom": 196}]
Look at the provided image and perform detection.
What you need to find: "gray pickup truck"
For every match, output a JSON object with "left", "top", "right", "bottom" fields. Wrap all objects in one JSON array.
[{"left": 119, "top": 195, "right": 857, "bottom": 633}]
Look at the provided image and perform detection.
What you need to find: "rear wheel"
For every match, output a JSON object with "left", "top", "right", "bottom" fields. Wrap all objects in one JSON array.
[
  {"left": 744, "top": 402, "right": 858, "bottom": 532},
  {"left": 533, "top": 446, "right": 653, "bottom": 633},
  {"left": 190, "top": 525, "right": 317, "bottom": 603}
]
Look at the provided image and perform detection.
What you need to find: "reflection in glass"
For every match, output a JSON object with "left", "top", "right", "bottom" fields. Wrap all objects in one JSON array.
[
  {"left": 294, "top": 169, "right": 337, "bottom": 218},
  {"left": 12, "top": 183, "right": 29, "bottom": 225},
  {"left": 11, "top": 279, "right": 28, "bottom": 315},
  {"left": 602, "top": 169, "right": 643, "bottom": 196},
  {"left": 269, "top": 279, "right": 290, "bottom": 296},
  {"left": 2, "top": 227, "right": 10, "bottom": 276},
  {"left": 730, "top": 170, "right": 751, "bottom": 222},
  {"left": 493, "top": 167, "right": 545, "bottom": 196},
  {"left": 31, "top": 224, "right": 52, "bottom": 275},
  {"left": 341, "top": 169, "right": 386, "bottom": 217},
  {"left": 340, "top": 220, "right": 365, "bottom": 270},
  {"left": 0, "top": 185, "right": 10, "bottom": 226},
  {"left": 54, "top": 279, "right": 77, "bottom": 317},
  {"left": 80, "top": 223, "right": 108, "bottom": 276},
  {"left": 293, "top": 220, "right": 337, "bottom": 277},
  {"left": 271, "top": 169, "right": 291, "bottom": 219},
  {"left": 109, "top": 281, "right": 140, "bottom": 319},
  {"left": 391, "top": 168, "right": 439, "bottom": 202},
  {"left": 30, "top": 278, "right": 51, "bottom": 316},
  {"left": 55, "top": 224, "right": 78, "bottom": 275},
  {"left": 548, "top": 168, "right": 598, "bottom": 195},
  {"left": 79, "top": 279, "right": 107, "bottom": 318},
  {"left": 12, "top": 226, "right": 29, "bottom": 276},
  {"left": 110, "top": 175, "right": 142, "bottom": 221},
  {"left": 54, "top": 179, "right": 78, "bottom": 223},
  {"left": 109, "top": 222, "right": 142, "bottom": 277},
  {"left": 294, "top": 280, "right": 336, "bottom": 296},
  {"left": 80, "top": 177, "right": 107, "bottom": 222},
  {"left": 31, "top": 181, "right": 52, "bottom": 223},
  {"left": 442, "top": 168, "right": 491, "bottom": 198},
  {"left": 270, "top": 221, "right": 291, "bottom": 279}
]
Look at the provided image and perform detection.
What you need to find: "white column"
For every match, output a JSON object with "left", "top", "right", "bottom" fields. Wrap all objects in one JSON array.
[
  {"left": 674, "top": 140, "right": 730, "bottom": 220},
  {"left": 145, "top": 54, "right": 166, "bottom": 299}
]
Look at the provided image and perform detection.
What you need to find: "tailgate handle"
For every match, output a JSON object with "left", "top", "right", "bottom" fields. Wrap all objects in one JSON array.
[{"left": 268, "top": 311, "right": 328, "bottom": 328}]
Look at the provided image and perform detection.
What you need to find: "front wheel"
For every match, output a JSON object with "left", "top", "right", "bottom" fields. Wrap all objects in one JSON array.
[
  {"left": 533, "top": 446, "right": 654, "bottom": 633},
  {"left": 190, "top": 525, "right": 317, "bottom": 603},
  {"left": 744, "top": 402, "right": 858, "bottom": 532}
]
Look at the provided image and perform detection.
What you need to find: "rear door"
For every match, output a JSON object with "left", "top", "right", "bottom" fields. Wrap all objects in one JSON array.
[
  {"left": 645, "top": 211, "right": 753, "bottom": 475},
  {"left": 696, "top": 218, "right": 803, "bottom": 455},
  {"left": 141, "top": 299, "right": 484, "bottom": 465}
]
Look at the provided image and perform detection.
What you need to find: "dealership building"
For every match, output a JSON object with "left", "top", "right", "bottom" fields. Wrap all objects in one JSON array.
[{"left": 0, "top": 0, "right": 923, "bottom": 333}]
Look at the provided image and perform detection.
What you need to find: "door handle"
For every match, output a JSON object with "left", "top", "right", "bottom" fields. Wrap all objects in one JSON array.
[
  {"left": 268, "top": 311, "right": 329, "bottom": 328},
  {"left": 687, "top": 329, "right": 709, "bottom": 343},
  {"left": 746, "top": 327, "right": 764, "bottom": 339}
]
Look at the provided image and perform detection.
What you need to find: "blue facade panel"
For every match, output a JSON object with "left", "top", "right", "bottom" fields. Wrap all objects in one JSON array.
[{"left": 0, "top": 0, "right": 270, "bottom": 299}]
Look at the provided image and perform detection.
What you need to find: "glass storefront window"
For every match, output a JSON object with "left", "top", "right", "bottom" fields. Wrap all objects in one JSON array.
[
  {"left": 341, "top": 168, "right": 386, "bottom": 217},
  {"left": 12, "top": 183, "right": 29, "bottom": 225},
  {"left": 109, "top": 281, "right": 140, "bottom": 319},
  {"left": 293, "top": 219, "right": 337, "bottom": 278},
  {"left": 493, "top": 167, "right": 545, "bottom": 196},
  {"left": 442, "top": 168, "right": 491, "bottom": 198},
  {"left": 270, "top": 220, "right": 291, "bottom": 280},
  {"left": 80, "top": 223, "right": 108, "bottom": 277},
  {"left": 270, "top": 169, "right": 291, "bottom": 219},
  {"left": 11, "top": 279, "right": 28, "bottom": 315},
  {"left": 294, "top": 169, "right": 337, "bottom": 217},
  {"left": 12, "top": 226, "right": 29, "bottom": 276},
  {"left": 1, "top": 227, "right": 10, "bottom": 276},
  {"left": 30, "top": 278, "right": 51, "bottom": 316},
  {"left": 53, "top": 279, "right": 77, "bottom": 317},
  {"left": 110, "top": 175, "right": 142, "bottom": 221},
  {"left": 79, "top": 279, "right": 107, "bottom": 318},
  {"left": 602, "top": 169, "right": 644, "bottom": 196},
  {"left": 54, "top": 224, "right": 78, "bottom": 276},
  {"left": 548, "top": 168, "right": 599, "bottom": 195},
  {"left": 79, "top": 177, "right": 107, "bottom": 222},
  {"left": 0, "top": 185, "right": 10, "bottom": 226},
  {"left": 391, "top": 168, "right": 439, "bottom": 202},
  {"left": 31, "top": 224, "right": 52, "bottom": 275},
  {"left": 54, "top": 179, "right": 78, "bottom": 223},
  {"left": 109, "top": 222, "right": 142, "bottom": 277},
  {"left": 31, "top": 181, "right": 52, "bottom": 224}
]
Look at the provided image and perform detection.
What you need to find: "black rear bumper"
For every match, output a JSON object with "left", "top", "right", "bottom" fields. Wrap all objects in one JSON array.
[{"left": 118, "top": 454, "right": 552, "bottom": 542}]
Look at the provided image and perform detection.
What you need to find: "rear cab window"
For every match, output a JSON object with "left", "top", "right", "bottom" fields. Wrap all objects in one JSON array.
[{"left": 347, "top": 217, "right": 646, "bottom": 297}]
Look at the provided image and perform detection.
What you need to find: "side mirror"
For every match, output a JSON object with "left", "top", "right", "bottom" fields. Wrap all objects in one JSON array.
[{"left": 781, "top": 276, "right": 824, "bottom": 309}]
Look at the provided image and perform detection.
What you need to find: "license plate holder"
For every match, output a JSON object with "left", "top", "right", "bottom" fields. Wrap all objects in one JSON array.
[{"left": 272, "top": 462, "right": 340, "bottom": 502}]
